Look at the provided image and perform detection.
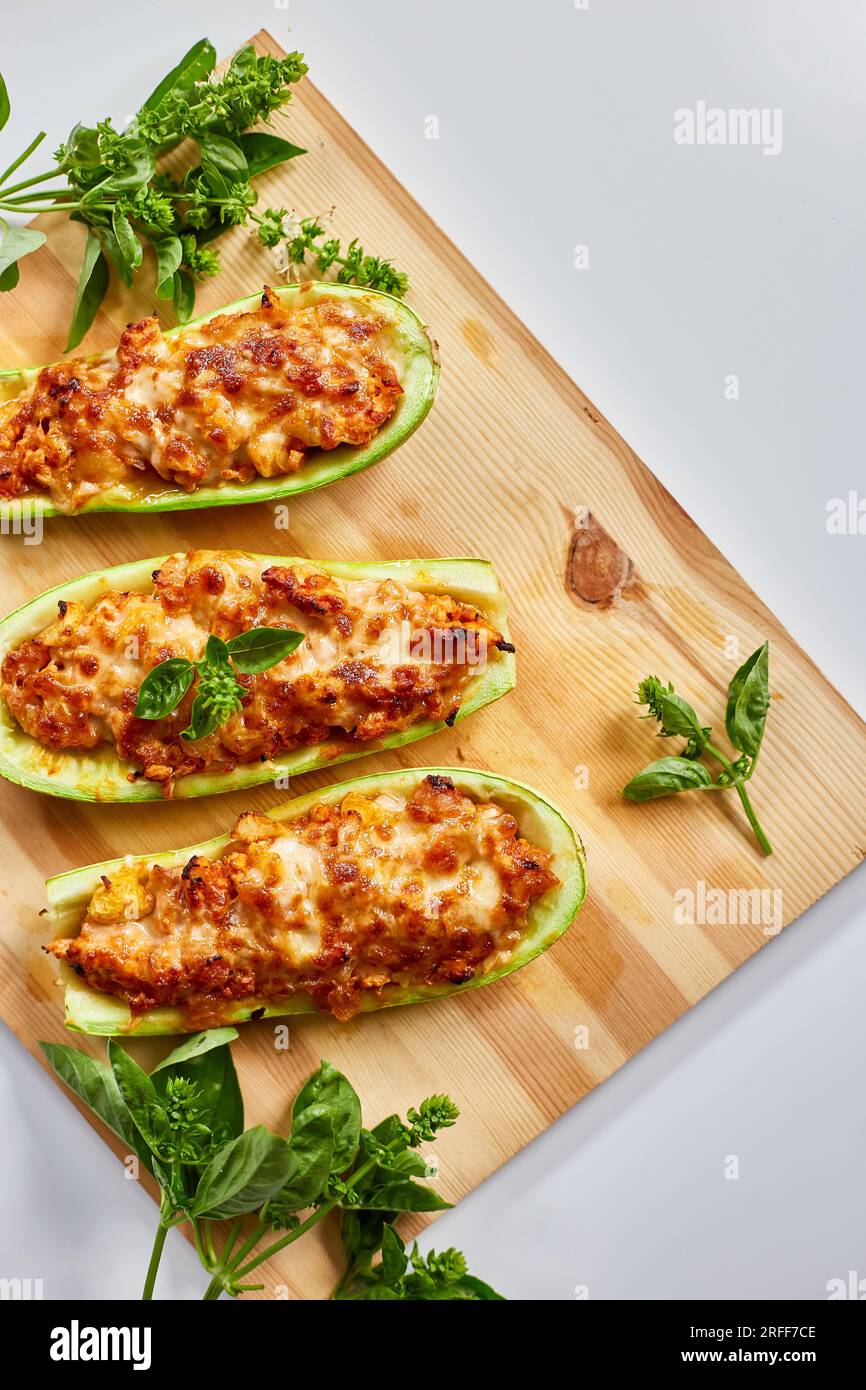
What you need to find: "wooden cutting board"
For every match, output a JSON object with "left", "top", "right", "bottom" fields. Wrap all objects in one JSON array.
[{"left": 1, "top": 31, "right": 864, "bottom": 1299}]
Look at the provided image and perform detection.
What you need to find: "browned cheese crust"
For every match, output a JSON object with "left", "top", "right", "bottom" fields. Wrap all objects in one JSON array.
[
  {"left": 47, "top": 776, "right": 558, "bottom": 1024},
  {"left": 1, "top": 551, "right": 506, "bottom": 793},
  {"left": 0, "top": 289, "right": 402, "bottom": 510}
]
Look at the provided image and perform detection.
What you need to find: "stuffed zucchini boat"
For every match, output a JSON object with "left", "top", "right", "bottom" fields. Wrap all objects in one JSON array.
[
  {"left": 0, "top": 281, "right": 438, "bottom": 518},
  {"left": 0, "top": 550, "right": 515, "bottom": 801},
  {"left": 45, "top": 767, "right": 586, "bottom": 1036}
]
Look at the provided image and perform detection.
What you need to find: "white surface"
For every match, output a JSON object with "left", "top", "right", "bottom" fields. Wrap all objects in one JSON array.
[{"left": 1, "top": 0, "right": 864, "bottom": 1300}]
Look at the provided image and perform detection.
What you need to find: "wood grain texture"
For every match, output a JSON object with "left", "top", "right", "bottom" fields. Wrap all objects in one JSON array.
[{"left": 1, "top": 32, "right": 864, "bottom": 1299}]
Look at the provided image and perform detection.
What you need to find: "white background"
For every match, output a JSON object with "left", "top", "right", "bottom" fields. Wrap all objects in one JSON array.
[{"left": 1, "top": 0, "right": 864, "bottom": 1300}]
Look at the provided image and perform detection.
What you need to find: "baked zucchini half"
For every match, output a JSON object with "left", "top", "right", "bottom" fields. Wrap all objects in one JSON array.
[
  {"left": 46, "top": 766, "right": 586, "bottom": 1036},
  {"left": 0, "top": 281, "right": 438, "bottom": 519},
  {"left": 0, "top": 554, "right": 514, "bottom": 801}
]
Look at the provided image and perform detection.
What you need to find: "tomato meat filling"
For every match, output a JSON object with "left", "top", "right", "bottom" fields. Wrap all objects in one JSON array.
[
  {"left": 47, "top": 776, "right": 559, "bottom": 1023},
  {"left": 0, "top": 289, "right": 403, "bottom": 510},
  {"left": 1, "top": 550, "right": 507, "bottom": 794}
]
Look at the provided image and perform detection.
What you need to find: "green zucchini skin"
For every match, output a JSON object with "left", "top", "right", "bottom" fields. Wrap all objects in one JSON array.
[
  {"left": 0, "top": 554, "right": 515, "bottom": 801},
  {"left": 46, "top": 766, "right": 586, "bottom": 1036},
  {"left": 0, "top": 282, "right": 438, "bottom": 520}
]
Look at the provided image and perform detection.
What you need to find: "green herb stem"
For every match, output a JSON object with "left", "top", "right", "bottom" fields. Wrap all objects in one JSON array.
[
  {"left": 743, "top": 743, "right": 763, "bottom": 782},
  {"left": 220, "top": 1220, "right": 241, "bottom": 1262},
  {"left": 0, "top": 190, "right": 76, "bottom": 203},
  {"left": 0, "top": 136, "right": 50, "bottom": 190},
  {"left": 702, "top": 740, "right": 738, "bottom": 778},
  {"left": 0, "top": 159, "right": 58, "bottom": 197},
  {"left": 193, "top": 1219, "right": 211, "bottom": 1269},
  {"left": 228, "top": 1204, "right": 334, "bottom": 1288},
  {"left": 204, "top": 1219, "right": 221, "bottom": 1266},
  {"left": 702, "top": 740, "right": 772, "bottom": 854},
  {"left": 733, "top": 783, "right": 773, "bottom": 856},
  {"left": 208, "top": 1219, "right": 267, "bottom": 1295},
  {"left": 227, "top": 1149, "right": 388, "bottom": 1288},
  {"left": 200, "top": 1219, "right": 268, "bottom": 1300},
  {"left": 142, "top": 1221, "right": 169, "bottom": 1301},
  {"left": 0, "top": 202, "right": 86, "bottom": 214},
  {"left": 204, "top": 1148, "right": 385, "bottom": 1299}
]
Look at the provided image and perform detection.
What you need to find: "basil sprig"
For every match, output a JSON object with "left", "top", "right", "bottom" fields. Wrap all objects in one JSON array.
[
  {"left": 40, "top": 1037, "right": 502, "bottom": 1301},
  {"left": 623, "top": 642, "right": 772, "bottom": 855},
  {"left": 133, "top": 626, "right": 304, "bottom": 743},
  {"left": 0, "top": 39, "right": 408, "bottom": 345}
]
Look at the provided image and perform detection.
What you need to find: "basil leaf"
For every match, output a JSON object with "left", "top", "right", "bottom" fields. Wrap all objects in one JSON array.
[
  {"left": 139, "top": 37, "right": 216, "bottom": 117},
  {"left": 361, "top": 1153, "right": 434, "bottom": 1196},
  {"left": 187, "top": 1045, "right": 244, "bottom": 1141},
  {"left": 152, "top": 1031, "right": 243, "bottom": 1143},
  {"left": 228, "top": 44, "right": 257, "bottom": 77},
  {"left": 367, "top": 1115, "right": 401, "bottom": 1146},
  {"left": 350, "top": 1179, "right": 451, "bottom": 1213},
  {"left": 39, "top": 1041, "right": 153, "bottom": 1172},
  {"left": 200, "top": 158, "right": 231, "bottom": 200},
  {"left": 656, "top": 690, "right": 705, "bottom": 742},
  {"left": 349, "top": 1285, "right": 403, "bottom": 1301},
  {"left": 107, "top": 1040, "right": 168, "bottom": 1156},
  {"left": 726, "top": 642, "right": 770, "bottom": 758},
  {"left": 271, "top": 1104, "right": 335, "bottom": 1213},
  {"left": 404, "top": 1279, "right": 496, "bottom": 1301},
  {"left": 340, "top": 1208, "right": 394, "bottom": 1270},
  {"left": 111, "top": 205, "right": 142, "bottom": 277},
  {"left": 154, "top": 234, "right": 183, "bottom": 299},
  {"left": 79, "top": 144, "right": 155, "bottom": 204},
  {"left": 202, "top": 633, "right": 232, "bottom": 669},
  {"left": 0, "top": 261, "right": 18, "bottom": 291},
  {"left": 179, "top": 689, "right": 229, "bottom": 745},
  {"left": 66, "top": 231, "right": 109, "bottom": 351},
  {"left": 0, "top": 73, "right": 9, "bottom": 134},
  {"left": 151, "top": 1028, "right": 238, "bottom": 1073},
  {"left": 192, "top": 219, "right": 227, "bottom": 248},
  {"left": 172, "top": 268, "right": 196, "bottom": 323},
  {"left": 198, "top": 133, "right": 248, "bottom": 181},
  {"left": 292, "top": 1061, "right": 360, "bottom": 1173},
  {"left": 61, "top": 123, "right": 101, "bottom": 168},
  {"left": 95, "top": 219, "right": 134, "bottom": 288},
  {"left": 622, "top": 756, "right": 714, "bottom": 801},
  {"left": 191, "top": 1125, "right": 295, "bottom": 1218},
  {"left": 0, "top": 223, "right": 47, "bottom": 279},
  {"left": 385, "top": 1149, "right": 429, "bottom": 1177},
  {"left": 239, "top": 132, "right": 306, "bottom": 177},
  {"left": 180, "top": 692, "right": 221, "bottom": 742},
  {"left": 150, "top": 1154, "right": 187, "bottom": 1221},
  {"left": 455, "top": 1275, "right": 506, "bottom": 1300},
  {"left": 640, "top": 681, "right": 707, "bottom": 745},
  {"left": 226, "top": 626, "right": 305, "bottom": 674},
  {"left": 380, "top": 1225, "right": 408, "bottom": 1284},
  {"left": 134, "top": 657, "right": 194, "bottom": 720}
]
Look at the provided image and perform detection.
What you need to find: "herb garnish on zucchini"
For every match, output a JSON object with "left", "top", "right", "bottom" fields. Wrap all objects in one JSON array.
[{"left": 0, "top": 552, "right": 512, "bottom": 801}]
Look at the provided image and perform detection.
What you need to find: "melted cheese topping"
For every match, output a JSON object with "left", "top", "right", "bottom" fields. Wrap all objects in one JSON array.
[
  {"left": 1, "top": 550, "right": 507, "bottom": 792},
  {"left": 0, "top": 290, "right": 403, "bottom": 510},
  {"left": 48, "top": 775, "right": 558, "bottom": 1023}
]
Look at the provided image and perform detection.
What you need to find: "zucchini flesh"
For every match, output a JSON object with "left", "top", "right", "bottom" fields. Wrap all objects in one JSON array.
[
  {"left": 0, "top": 281, "right": 438, "bottom": 519},
  {"left": 46, "top": 766, "right": 586, "bottom": 1036},
  {"left": 0, "top": 554, "right": 515, "bottom": 801}
]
